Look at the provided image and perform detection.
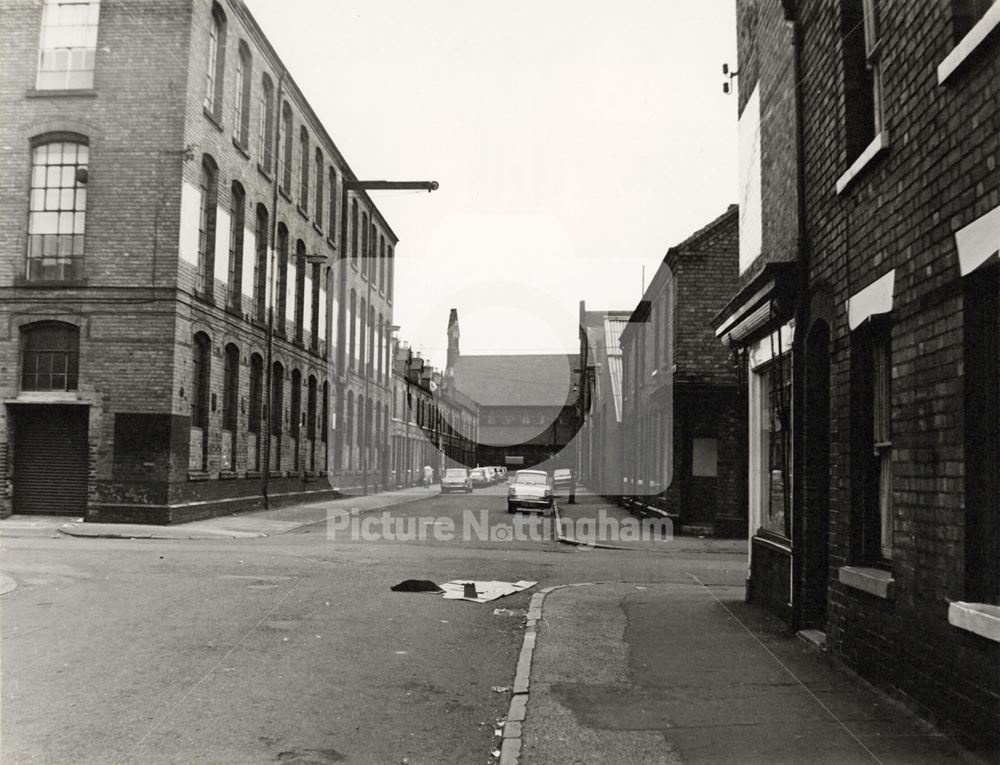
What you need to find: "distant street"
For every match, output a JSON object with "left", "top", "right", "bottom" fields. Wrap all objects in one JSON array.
[{"left": 1, "top": 488, "right": 746, "bottom": 764}]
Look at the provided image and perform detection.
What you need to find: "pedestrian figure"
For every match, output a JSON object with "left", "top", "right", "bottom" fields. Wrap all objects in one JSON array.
[{"left": 422, "top": 464, "right": 433, "bottom": 488}]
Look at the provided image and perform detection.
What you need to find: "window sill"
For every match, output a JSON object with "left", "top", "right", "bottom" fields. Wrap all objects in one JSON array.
[
  {"left": 326, "top": 236, "right": 338, "bottom": 252},
  {"left": 937, "top": 3, "right": 1000, "bottom": 84},
  {"left": 188, "top": 471, "right": 212, "bottom": 482},
  {"left": 219, "top": 470, "right": 238, "bottom": 480},
  {"left": 257, "top": 163, "right": 274, "bottom": 182},
  {"left": 232, "top": 137, "right": 251, "bottom": 160},
  {"left": 948, "top": 601, "right": 1000, "bottom": 642},
  {"left": 14, "top": 277, "right": 88, "bottom": 288},
  {"left": 279, "top": 187, "right": 292, "bottom": 203},
  {"left": 246, "top": 470, "right": 262, "bottom": 479},
  {"left": 835, "top": 131, "right": 890, "bottom": 195},
  {"left": 202, "top": 106, "right": 223, "bottom": 132},
  {"left": 313, "top": 222, "right": 325, "bottom": 237},
  {"left": 838, "top": 565, "right": 895, "bottom": 599},
  {"left": 25, "top": 88, "right": 97, "bottom": 99},
  {"left": 297, "top": 205, "right": 309, "bottom": 221}
]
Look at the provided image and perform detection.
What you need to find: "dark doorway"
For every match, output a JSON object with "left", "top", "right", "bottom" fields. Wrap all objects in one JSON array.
[
  {"left": 802, "top": 320, "right": 831, "bottom": 627},
  {"left": 13, "top": 405, "right": 89, "bottom": 515}
]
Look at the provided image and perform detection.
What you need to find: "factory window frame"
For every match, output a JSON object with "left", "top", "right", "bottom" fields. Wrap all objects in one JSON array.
[
  {"left": 203, "top": 3, "right": 227, "bottom": 120},
  {"left": 233, "top": 41, "right": 252, "bottom": 148},
  {"left": 36, "top": 0, "right": 101, "bottom": 90},
  {"left": 20, "top": 321, "right": 80, "bottom": 391},
  {"left": 26, "top": 137, "right": 88, "bottom": 282}
]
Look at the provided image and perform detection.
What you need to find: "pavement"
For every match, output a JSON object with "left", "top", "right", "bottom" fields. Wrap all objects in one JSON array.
[
  {"left": 507, "top": 581, "right": 988, "bottom": 765},
  {"left": 0, "top": 483, "right": 443, "bottom": 539}
]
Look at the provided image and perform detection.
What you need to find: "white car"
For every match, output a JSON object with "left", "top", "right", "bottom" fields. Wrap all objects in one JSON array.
[
  {"left": 507, "top": 470, "right": 553, "bottom": 514},
  {"left": 441, "top": 468, "right": 472, "bottom": 494}
]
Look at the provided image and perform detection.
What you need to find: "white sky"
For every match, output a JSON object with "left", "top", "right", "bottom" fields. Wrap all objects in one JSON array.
[{"left": 244, "top": 0, "right": 738, "bottom": 362}]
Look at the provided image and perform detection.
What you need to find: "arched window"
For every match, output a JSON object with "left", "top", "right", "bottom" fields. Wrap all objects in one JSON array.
[
  {"left": 249, "top": 353, "right": 263, "bottom": 435},
  {"left": 192, "top": 332, "right": 211, "bottom": 470},
  {"left": 259, "top": 74, "right": 274, "bottom": 172},
  {"left": 27, "top": 137, "right": 89, "bottom": 282},
  {"left": 223, "top": 343, "right": 239, "bottom": 434},
  {"left": 21, "top": 321, "right": 79, "bottom": 391},
  {"left": 360, "top": 211, "right": 369, "bottom": 277},
  {"left": 349, "top": 289, "right": 357, "bottom": 369},
  {"left": 276, "top": 223, "right": 289, "bottom": 334},
  {"left": 203, "top": 3, "right": 227, "bottom": 119},
  {"left": 249, "top": 352, "right": 264, "bottom": 470},
  {"left": 327, "top": 168, "right": 338, "bottom": 240},
  {"left": 377, "top": 313, "right": 384, "bottom": 382},
  {"left": 198, "top": 155, "right": 219, "bottom": 299},
  {"left": 387, "top": 246, "right": 394, "bottom": 302},
  {"left": 321, "top": 381, "right": 329, "bottom": 445},
  {"left": 307, "top": 375, "right": 318, "bottom": 471},
  {"left": 310, "top": 261, "right": 321, "bottom": 352},
  {"left": 290, "top": 368, "right": 302, "bottom": 470},
  {"left": 280, "top": 102, "right": 293, "bottom": 191},
  {"left": 314, "top": 148, "right": 324, "bottom": 230},
  {"left": 228, "top": 182, "right": 245, "bottom": 312},
  {"left": 294, "top": 239, "right": 306, "bottom": 342},
  {"left": 234, "top": 41, "right": 252, "bottom": 147},
  {"left": 350, "top": 199, "right": 359, "bottom": 265},
  {"left": 359, "top": 298, "right": 367, "bottom": 372},
  {"left": 37, "top": 0, "right": 100, "bottom": 90},
  {"left": 368, "top": 305, "right": 376, "bottom": 379},
  {"left": 378, "top": 235, "right": 386, "bottom": 293},
  {"left": 298, "top": 127, "right": 310, "bottom": 212},
  {"left": 192, "top": 332, "right": 211, "bottom": 431},
  {"left": 253, "top": 204, "right": 268, "bottom": 322},
  {"left": 271, "top": 361, "right": 284, "bottom": 437},
  {"left": 346, "top": 391, "right": 355, "bottom": 469},
  {"left": 358, "top": 395, "right": 366, "bottom": 449}
]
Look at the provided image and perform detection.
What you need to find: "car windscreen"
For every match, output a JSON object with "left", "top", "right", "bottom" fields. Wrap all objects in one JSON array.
[
  {"left": 515, "top": 473, "right": 548, "bottom": 485},
  {"left": 444, "top": 470, "right": 466, "bottom": 478}
]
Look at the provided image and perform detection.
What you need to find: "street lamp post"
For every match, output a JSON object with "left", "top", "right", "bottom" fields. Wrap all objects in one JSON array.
[{"left": 336, "top": 180, "right": 437, "bottom": 496}]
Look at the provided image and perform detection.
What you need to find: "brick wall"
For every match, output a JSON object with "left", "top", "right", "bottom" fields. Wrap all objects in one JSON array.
[{"left": 747, "top": 0, "right": 1000, "bottom": 746}]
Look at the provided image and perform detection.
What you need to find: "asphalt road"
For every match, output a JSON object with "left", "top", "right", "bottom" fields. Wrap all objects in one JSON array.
[{"left": 1, "top": 486, "right": 745, "bottom": 765}]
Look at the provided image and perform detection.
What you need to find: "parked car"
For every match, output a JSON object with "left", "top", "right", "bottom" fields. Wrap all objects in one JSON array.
[
  {"left": 483, "top": 466, "right": 498, "bottom": 485},
  {"left": 469, "top": 468, "right": 490, "bottom": 488},
  {"left": 441, "top": 468, "right": 472, "bottom": 494},
  {"left": 508, "top": 469, "right": 553, "bottom": 514},
  {"left": 552, "top": 468, "right": 576, "bottom": 502}
]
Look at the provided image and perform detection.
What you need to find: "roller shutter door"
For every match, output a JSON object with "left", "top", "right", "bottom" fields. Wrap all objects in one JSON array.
[{"left": 13, "top": 405, "right": 89, "bottom": 515}]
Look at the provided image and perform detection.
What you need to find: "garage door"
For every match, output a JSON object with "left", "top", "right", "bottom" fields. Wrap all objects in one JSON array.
[{"left": 13, "top": 405, "right": 89, "bottom": 515}]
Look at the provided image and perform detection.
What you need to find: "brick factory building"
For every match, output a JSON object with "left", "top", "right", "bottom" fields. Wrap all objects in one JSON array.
[
  {"left": 715, "top": 0, "right": 998, "bottom": 748},
  {"left": 618, "top": 206, "right": 746, "bottom": 536},
  {"left": 0, "top": 0, "right": 401, "bottom": 522}
]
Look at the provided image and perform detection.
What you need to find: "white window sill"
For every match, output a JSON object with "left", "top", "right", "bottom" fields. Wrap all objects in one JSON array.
[
  {"left": 937, "top": 4, "right": 1000, "bottom": 84},
  {"left": 835, "top": 131, "right": 890, "bottom": 195},
  {"left": 948, "top": 601, "right": 1000, "bottom": 642},
  {"left": 838, "top": 565, "right": 895, "bottom": 599}
]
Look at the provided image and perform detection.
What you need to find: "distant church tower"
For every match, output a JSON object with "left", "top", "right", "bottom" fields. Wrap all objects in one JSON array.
[{"left": 445, "top": 308, "right": 460, "bottom": 382}]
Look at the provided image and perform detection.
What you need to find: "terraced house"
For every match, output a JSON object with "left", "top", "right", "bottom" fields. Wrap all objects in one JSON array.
[
  {"left": 0, "top": 0, "right": 400, "bottom": 522},
  {"left": 714, "top": 0, "right": 999, "bottom": 749}
]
